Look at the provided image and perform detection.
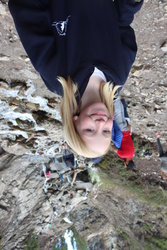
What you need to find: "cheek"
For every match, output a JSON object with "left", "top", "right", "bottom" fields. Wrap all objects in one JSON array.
[
  {"left": 73, "top": 119, "right": 81, "bottom": 132},
  {"left": 73, "top": 117, "right": 84, "bottom": 133},
  {"left": 106, "top": 120, "right": 113, "bottom": 130},
  {"left": 74, "top": 117, "right": 92, "bottom": 134}
]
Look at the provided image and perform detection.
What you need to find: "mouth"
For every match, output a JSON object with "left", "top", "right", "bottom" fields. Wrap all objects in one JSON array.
[{"left": 90, "top": 110, "right": 109, "bottom": 116}]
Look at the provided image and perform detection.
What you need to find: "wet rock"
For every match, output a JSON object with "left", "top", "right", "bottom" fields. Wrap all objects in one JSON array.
[
  {"left": 160, "top": 41, "right": 167, "bottom": 52},
  {"left": 0, "top": 145, "right": 5, "bottom": 155},
  {"left": 75, "top": 181, "right": 93, "bottom": 192},
  {"left": 76, "top": 169, "right": 90, "bottom": 182},
  {"left": 0, "top": 153, "right": 15, "bottom": 171},
  {"left": 50, "top": 158, "right": 70, "bottom": 173},
  {"left": 71, "top": 203, "right": 108, "bottom": 232},
  {"left": 1, "top": 140, "right": 29, "bottom": 156}
]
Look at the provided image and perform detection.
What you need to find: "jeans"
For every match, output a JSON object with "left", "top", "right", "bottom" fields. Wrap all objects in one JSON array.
[{"left": 114, "top": 97, "right": 129, "bottom": 132}]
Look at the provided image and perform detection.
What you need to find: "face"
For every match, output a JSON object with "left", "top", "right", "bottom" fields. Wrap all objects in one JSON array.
[{"left": 73, "top": 103, "right": 113, "bottom": 155}]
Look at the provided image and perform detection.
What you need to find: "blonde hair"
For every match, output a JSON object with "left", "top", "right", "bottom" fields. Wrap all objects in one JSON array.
[{"left": 58, "top": 76, "right": 119, "bottom": 158}]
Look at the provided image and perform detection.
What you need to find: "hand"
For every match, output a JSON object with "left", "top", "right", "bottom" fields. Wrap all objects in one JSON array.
[
  {"left": 112, "top": 145, "right": 118, "bottom": 153},
  {"left": 156, "top": 132, "right": 161, "bottom": 139},
  {"left": 128, "top": 124, "right": 132, "bottom": 135}
]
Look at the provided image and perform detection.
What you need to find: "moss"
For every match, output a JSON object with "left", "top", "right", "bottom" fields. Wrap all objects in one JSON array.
[
  {"left": 118, "top": 166, "right": 132, "bottom": 178},
  {"left": 16, "top": 118, "right": 33, "bottom": 129},
  {"left": 144, "top": 240, "right": 156, "bottom": 250},
  {"left": 93, "top": 153, "right": 126, "bottom": 189},
  {"left": 99, "top": 158, "right": 110, "bottom": 170},
  {"left": 152, "top": 238, "right": 167, "bottom": 249},
  {"left": 25, "top": 232, "right": 40, "bottom": 250},
  {"left": 99, "top": 153, "right": 124, "bottom": 170},
  {"left": 133, "top": 136, "right": 154, "bottom": 158},
  {"left": 117, "top": 229, "right": 141, "bottom": 250},
  {"left": 99, "top": 171, "right": 115, "bottom": 190},
  {"left": 96, "top": 149, "right": 167, "bottom": 207},
  {"left": 144, "top": 237, "right": 167, "bottom": 250},
  {"left": 120, "top": 231, "right": 129, "bottom": 241},
  {"left": 126, "top": 182, "right": 167, "bottom": 206},
  {"left": 142, "top": 223, "right": 154, "bottom": 232},
  {"left": 98, "top": 156, "right": 167, "bottom": 207},
  {"left": 88, "top": 168, "right": 101, "bottom": 185},
  {"left": 54, "top": 237, "right": 67, "bottom": 250},
  {"left": 72, "top": 226, "right": 87, "bottom": 250},
  {"left": 117, "top": 228, "right": 167, "bottom": 250}
]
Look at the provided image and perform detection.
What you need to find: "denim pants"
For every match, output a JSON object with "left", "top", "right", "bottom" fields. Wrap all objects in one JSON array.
[{"left": 114, "top": 97, "right": 129, "bottom": 132}]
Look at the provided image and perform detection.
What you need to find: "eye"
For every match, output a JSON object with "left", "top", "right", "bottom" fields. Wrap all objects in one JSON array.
[
  {"left": 86, "top": 128, "right": 94, "bottom": 132},
  {"left": 84, "top": 128, "right": 95, "bottom": 135},
  {"left": 103, "top": 130, "right": 111, "bottom": 135}
]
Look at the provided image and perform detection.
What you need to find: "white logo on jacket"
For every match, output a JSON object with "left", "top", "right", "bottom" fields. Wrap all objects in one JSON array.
[{"left": 52, "top": 16, "right": 71, "bottom": 36}]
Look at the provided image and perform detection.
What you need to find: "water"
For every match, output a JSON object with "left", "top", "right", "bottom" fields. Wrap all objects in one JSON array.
[{"left": 53, "top": 227, "right": 87, "bottom": 250}]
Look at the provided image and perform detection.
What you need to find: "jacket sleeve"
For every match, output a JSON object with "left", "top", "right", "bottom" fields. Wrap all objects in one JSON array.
[
  {"left": 114, "top": 0, "right": 144, "bottom": 75},
  {"left": 157, "top": 138, "right": 164, "bottom": 157},
  {"left": 8, "top": 0, "right": 63, "bottom": 94},
  {"left": 114, "top": 0, "right": 144, "bottom": 27}
]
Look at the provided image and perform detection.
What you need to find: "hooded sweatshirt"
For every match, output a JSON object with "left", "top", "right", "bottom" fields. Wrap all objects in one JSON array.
[
  {"left": 117, "top": 131, "right": 135, "bottom": 159},
  {"left": 8, "top": 0, "right": 143, "bottom": 98}
]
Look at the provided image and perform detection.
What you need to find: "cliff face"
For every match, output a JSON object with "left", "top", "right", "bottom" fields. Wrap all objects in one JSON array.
[{"left": 0, "top": 1, "right": 167, "bottom": 249}]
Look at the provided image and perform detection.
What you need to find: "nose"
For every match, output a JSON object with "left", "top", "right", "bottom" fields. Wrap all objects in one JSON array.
[
  {"left": 95, "top": 119, "right": 106, "bottom": 128},
  {"left": 94, "top": 118, "right": 113, "bottom": 131}
]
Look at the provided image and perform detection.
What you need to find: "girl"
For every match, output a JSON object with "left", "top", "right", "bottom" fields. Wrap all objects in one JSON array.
[
  {"left": 9, "top": 0, "right": 143, "bottom": 157},
  {"left": 156, "top": 132, "right": 167, "bottom": 180},
  {"left": 112, "top": 97, "right": 135, "bottom": 170}
]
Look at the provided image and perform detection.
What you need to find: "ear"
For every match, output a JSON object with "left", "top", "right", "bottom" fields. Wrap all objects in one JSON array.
[{"left": 73, "top": 115, "right": 79, "bottom": 121}]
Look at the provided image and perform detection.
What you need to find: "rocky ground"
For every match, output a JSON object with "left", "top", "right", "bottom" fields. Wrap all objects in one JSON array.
[{"left": 0, "top": 1, "right": 167, "bottom": 250}]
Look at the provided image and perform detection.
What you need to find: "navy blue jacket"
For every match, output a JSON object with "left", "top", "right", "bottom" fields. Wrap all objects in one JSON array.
[{"left": 9, "top": 0, "right": 143, "bottom": 98}]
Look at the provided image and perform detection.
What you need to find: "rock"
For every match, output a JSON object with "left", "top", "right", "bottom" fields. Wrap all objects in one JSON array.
[
  {"left": 75, "top": 181, "right": 93, "bottom": 192},
  {"left": 50, "top": 159, "right": 69, "bottom": 173},
  {"left": 49, "top": 172, "right": 59, "bottom": 179},
  {"left": 0, "top": 153, "right": 15, "bottom": 171},
  {"left": 0, "top": 145, "right": 5, "bottom": 155},
  {"left": 63, "top": 217, "right": 73, "bottom": 224},
  {"left": 1, "top": 140, "right": 29, "bottom": 156},
  {"left": 160, "top": 41, "right": 167, "bottom": 52}
]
